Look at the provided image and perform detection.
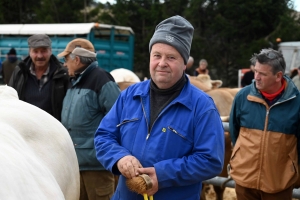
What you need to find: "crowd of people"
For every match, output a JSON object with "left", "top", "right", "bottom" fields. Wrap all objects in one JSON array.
[{"left": 2, "top": 15, "right": 300, "bottom": 200}]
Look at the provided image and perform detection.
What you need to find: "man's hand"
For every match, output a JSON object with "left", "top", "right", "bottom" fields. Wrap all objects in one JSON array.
[
  {"left": 137, "top": 167, "right": 158, "bottom": 196},
  {"left": 117, "top": 155, "right": 142, "bottom": 179}
]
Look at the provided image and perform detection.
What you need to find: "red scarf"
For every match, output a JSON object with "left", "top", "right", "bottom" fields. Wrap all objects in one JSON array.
[{"left": 260, "top": 79, "right": 286, "bottom": 101}]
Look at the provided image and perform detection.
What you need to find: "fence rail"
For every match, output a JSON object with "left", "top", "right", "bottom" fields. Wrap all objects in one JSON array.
[{"left": 203, "top": 176, "right": 300, "bottom": 198}]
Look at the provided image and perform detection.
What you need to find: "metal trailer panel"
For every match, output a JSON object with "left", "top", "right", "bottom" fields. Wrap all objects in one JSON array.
[
  {"left": 0, "top": 23, "right": 135, "bottom": 72},
  {"left": 0, "top": 23, "right": 134, "bottom": 35}
]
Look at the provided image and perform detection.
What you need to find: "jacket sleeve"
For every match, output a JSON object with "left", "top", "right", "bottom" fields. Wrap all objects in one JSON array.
[
  {"left": 94, "top": 92, "right": 131, "bottom": 174},
  {"left": 229, "top": 95, "right": 240, "bottom": 146},
  {"left": 7, "top": 67, "right": 18, "bottom": 87},
  {"left": 8, "top": 62, "right": 25, "bottom": 89},
  {"left": 98, "top": 81, "right": 121, "bottom": 115}
]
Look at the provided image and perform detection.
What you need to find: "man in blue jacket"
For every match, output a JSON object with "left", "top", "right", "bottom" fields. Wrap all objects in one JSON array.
[
  {"left": 58, "top": 39, "right": 121, "bottom": 200},
  {"left": 94, "top": 15, "right": 225, "bottom": 200}
]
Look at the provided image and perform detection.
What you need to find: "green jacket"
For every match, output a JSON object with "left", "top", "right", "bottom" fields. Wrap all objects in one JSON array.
[
  {"left": 230, "top": 75, "right": 300, "bottom": 193},
  {"left": 61, "top": 61, "right": 120, "bottom": 171}
]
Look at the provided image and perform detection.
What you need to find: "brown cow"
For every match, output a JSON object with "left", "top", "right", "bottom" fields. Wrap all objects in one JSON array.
[
  {"left": 203, "top": 89, "right": 235, "bottom": 200},
  {"left": 206, "top": 89, "right": 233, "bottom": 116},
  {"left": 117, "top": 82, "right": 137, "bottom": 91},
  {"left": 189, "top": 74, "right": 237, "bottom": 200},
  {"left": 188, "top": 74, "right": 223, "bottom": 92}
]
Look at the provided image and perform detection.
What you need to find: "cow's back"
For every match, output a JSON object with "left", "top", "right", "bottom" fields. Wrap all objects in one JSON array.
[{"left": 0, "top": 85, "right": 80, "bottom": 200}]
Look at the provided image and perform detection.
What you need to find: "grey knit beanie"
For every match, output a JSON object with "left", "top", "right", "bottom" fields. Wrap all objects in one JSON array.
[{"left": 149, "top": 15, "right": 194, "bottom": 64}]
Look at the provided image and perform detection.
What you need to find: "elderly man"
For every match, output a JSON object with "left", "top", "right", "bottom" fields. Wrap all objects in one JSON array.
[
  {"left": 8, "top": 34, "right": 69, "bottom": 121},
  {"left": 58, "top": 39, "right": 120, "bottom": 200},
  {"left": 94, "top": 15, "right": 224, "bottom": 200}
]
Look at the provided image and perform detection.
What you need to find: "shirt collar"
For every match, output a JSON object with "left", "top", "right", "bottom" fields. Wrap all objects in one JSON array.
[{"left": 29, "top": 63, "right": 50, "bottom": 76}]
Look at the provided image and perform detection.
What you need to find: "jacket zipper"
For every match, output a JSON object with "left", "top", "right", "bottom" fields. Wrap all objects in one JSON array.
[
  {"left": 141, "top": 97, "right": 177, "bottom": 140},
  {"left": 256, "top": 95, "right": 296, "bottom": 188},
  {"left": 168, "top": 126, "right": 188, "bottom": 140},
  {"left": 257, "top": 107, "right": 269, "bottom": 188},
  {"left": 116, "top": 118, "right": 139, "bottom": 127},
  {"left": 140, "top": 97, "right": 150, "bottom": 140}
]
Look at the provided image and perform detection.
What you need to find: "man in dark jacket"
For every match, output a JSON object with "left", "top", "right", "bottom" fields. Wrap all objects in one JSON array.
[
  {"left": 58, "top": 39, "right": 121, "bottom": 200},
  {"left": 8, "top": 34, "right": 69, "bottom": 121}
]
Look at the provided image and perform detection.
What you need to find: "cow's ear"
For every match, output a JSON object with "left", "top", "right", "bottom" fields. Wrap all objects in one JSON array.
[
  {"left": 211, "top": 80, "right": 223, "bottom": 89},
  {"left": 196, "top": 74, "right": 210, "bottom": 81}
]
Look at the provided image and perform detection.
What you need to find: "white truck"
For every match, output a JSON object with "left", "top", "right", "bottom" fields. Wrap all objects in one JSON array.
[
  {"left": 278, "top": 41, "right": 300, "bottom": 74},
  {"left": 238, "top": 41, "right": 300, "bottom": 87}
]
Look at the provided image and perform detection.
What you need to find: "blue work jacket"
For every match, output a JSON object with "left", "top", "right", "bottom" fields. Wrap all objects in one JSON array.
[{"left": 95, "top": 76, "right": 225, "bottom": 200}]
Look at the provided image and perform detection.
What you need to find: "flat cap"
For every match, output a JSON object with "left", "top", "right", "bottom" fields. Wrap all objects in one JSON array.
[
  {"left": 72, "top": 47, "right": 96, "bottom": 58},
  {"left": 28, "top": 34, "right": 51, "bottom": 48}
]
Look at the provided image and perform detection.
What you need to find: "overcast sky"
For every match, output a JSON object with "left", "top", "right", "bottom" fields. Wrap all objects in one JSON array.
[
  {"left": 96, "top": 0, "right": 116, "bottom": 4},
  {"left": 95, "top": 0, "right": 300, "bottom": 12},
  {"left": 294, "top": 0, "right": 300, "bottom": 11}
]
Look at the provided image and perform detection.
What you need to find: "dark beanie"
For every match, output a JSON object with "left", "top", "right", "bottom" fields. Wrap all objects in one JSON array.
[
  {"left": 8, "top": 48, "right": 16, "bottom": 55},
  {"left": 149, "top": 15, "right": 194, "bottom": 64}
]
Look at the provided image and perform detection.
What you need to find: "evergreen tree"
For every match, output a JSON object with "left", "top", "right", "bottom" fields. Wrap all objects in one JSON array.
[{"left": 1, "top": 0, "right": 300, "bottom": 85}]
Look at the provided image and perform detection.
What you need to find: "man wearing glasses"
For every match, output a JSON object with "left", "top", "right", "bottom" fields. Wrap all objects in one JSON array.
[
  {"left": 58, "top": 39, "right": 120, "bottom": 200},
  {"left": 229, "top": 48, "right": 300, "bottom": 199},
  {"left": 8, "top": 34, "right": 69, "bottom": 121}
]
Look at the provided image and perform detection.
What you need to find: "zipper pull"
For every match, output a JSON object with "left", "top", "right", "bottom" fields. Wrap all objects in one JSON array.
[
  {"left": 168, "top": 127, "right": 177, "bottom": 134},
  {"left": 146, "top": 133, "right": 150, "bottom": 140}
]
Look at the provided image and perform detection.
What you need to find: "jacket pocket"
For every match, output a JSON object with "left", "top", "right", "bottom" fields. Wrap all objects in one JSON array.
[
  {"left": 72, "top": 137, "right": 100, "bottom": 167},
  {"left": 229, "top": 145, "right": 240, "bottom": 169},
  {"left": 116, "top": 118, "right": 140, "bottom": 152},
  {"left": 154, "top": 124, "right": 193, "bottom": 160}
]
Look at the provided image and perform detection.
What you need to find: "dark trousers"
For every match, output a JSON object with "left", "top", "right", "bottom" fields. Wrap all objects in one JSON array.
[
  {"left": 80, "top": 170, "right": 115, "bottom": 200},
  {"left": 235, "top": 184, "right": 293, "bottom": 200}
]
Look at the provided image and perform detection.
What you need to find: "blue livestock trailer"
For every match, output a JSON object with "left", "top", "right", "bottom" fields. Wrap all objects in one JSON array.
[{"left": 0, "top": 23, "right": 135, "bottom": 72}]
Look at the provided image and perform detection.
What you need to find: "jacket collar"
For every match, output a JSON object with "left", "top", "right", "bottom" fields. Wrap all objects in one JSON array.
[
  {"left": 71, "top": 61, "right": 98, "bottom": 86},
  {"left": 250, "top": 75, "right": 299, "bottom": 102},
  {"left": 132, "top": 74, "right": 194, "bottom": 111}
]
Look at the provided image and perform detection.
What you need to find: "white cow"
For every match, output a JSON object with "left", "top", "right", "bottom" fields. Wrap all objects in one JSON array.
[
  {"left": 110, "top": 68, "right": 141, "bottom": 83},
  {"left": 0, "top": 85, "right": 80, "bottom": 200}
]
